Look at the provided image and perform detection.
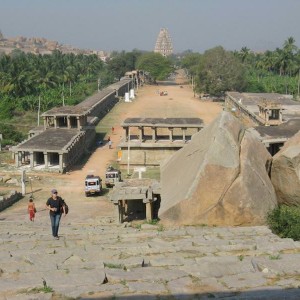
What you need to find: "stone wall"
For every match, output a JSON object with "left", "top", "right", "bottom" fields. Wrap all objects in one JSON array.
[
  {"left": 89, "top": 92, "right": 118, "bottom": 119},
  {"left": 225, "top": 94, "right": 264, "bottom": 125},
  {"left": 0, "top": 191, "right": 22, "bottom": 212},
  {"left": 119, "top": 146, "right": 183, "bottom": 166}
]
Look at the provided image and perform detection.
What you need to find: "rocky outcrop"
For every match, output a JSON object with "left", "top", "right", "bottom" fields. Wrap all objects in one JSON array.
[
  {"left": 159, "top": 112, "right": 277, "bottom": 226},
  {"left": 271, "top": 130, "right": 300, "bottom": 206}
]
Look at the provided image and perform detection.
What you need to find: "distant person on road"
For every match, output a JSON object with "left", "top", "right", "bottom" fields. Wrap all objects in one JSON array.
[
  {"left": 27, "top": 198, "right": 36, "bottom": 222},
  {"left": 107, "top": 136, "right": 112, "bottom": 148},
  {"left": 46, "top": 189, "right": 66, "bottom": 240},
  {"left": 112, "top": 127, "right": 115, "bottom": 134}
]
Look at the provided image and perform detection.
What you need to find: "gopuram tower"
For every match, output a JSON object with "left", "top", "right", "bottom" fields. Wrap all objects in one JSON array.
[{"left": 154, "top": 28, "right": 173, "bottom": 57}]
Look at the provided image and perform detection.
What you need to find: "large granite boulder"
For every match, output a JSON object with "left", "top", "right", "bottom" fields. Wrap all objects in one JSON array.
[
  {"left": 271, "top": 130, "right": 300, "bottom": 206},
  {"left": 159, "top": 112, "right": 277, "bottom": 226}
]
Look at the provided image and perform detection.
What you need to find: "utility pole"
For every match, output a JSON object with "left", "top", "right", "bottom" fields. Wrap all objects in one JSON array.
[
  {"left": 37, "top": 95, "right": 41, "bottom": 126},
  {"left": 136, "top": 75, "right": 139, "bottom": 91},
  {"left": 61, "top": 81, "right": 65, "bottom": 106},
  {"left": 298, "top": 69, "right": 300, "bottom": 99},
  {"left": 127, "top": 128, "right": 130, "bottom": 176},
  {"left": 21, "top": 170, "right": 26, "bottom": 196},
  {"left": 98, "top": 78, "right": 101, "bottom": 92},
  {"left": 191, "top": 75, "right": 195, "bottom": 97}
]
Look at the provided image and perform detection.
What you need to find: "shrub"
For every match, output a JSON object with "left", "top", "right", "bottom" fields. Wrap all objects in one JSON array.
[
  {"left": 0, "top": 124, "right": 25, "bottom": 146},
  {"left": 0, "top": 95, "right": 15, "bottom": 119},
  {"left": 267, "top": 205, "right": 300, "bottom": 241}
]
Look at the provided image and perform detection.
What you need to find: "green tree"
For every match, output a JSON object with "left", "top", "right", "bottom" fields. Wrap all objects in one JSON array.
[
  {"left": 107, "top": 50, "right": 141, "bottom": 80},
  {"left": 0, "top": 94, "right": 15, "bottom": 119},
  {"left": 107, "top": 54, "right": 127, "bottom": 80},
  {"left": 0, "top": 123, "right": 24, "bottom": 146},
  {"left": 196, "top": 46, "right": 246, "bottom": 96},
  {"left": 181, "top": 53, "right": 201, "bottom": 76},
  {"left": 239, "top": 47, "right": 251, "bottom": 63},
  {"left": 136, "top": 52, "right": 174, "bottom": 81},
  {"left": 283, "top": 36, "right": 297, "bottom": 76}
]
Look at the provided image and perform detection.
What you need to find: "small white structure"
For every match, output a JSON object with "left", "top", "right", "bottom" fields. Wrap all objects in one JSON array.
[
  {"left": 130, "top": 89, "right": 135, "bottom": 99},
  {"left": 125, "top": 92, "right": 130, "bottom": 102},
  {"left": 134, "top": 166, "right": 146, "bottom": 179}
]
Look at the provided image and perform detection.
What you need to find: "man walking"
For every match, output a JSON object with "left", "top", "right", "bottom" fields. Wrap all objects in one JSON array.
[{"left": 46, "top": 189, "right": 66, "bottom": 240}]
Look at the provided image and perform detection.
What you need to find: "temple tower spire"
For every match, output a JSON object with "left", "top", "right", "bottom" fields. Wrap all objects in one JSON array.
[{"left": 154, "top": 28, "right": 173, "bottom": 57}]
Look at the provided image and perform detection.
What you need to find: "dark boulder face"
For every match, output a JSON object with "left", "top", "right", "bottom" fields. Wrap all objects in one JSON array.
[
  {"left": 159, "top": 112, "right": 277, "bottom": 226},
  {"left": 271, "top": 130, "right": 300, "bottom": 206}
]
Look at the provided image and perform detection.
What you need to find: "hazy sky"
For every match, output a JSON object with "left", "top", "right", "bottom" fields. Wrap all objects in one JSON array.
[{"left": 0, "top": 0, "right": 299, "bottom": 53}]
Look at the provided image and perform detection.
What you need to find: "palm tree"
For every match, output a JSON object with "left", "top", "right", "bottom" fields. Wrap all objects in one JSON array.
[
  {"left": 261, "top": 50, "right": 276, "bottom": 72},
  {"left": 65, "top": 66, "right": 76, "bottom": 96},
  {"left": 282, "top": 37, "right": 297, "bottom": 76},
  {"left": 283, "top": 37, "right": 297, "bottom": 54},
  {"left": 239, "top": 47, "right": 250, "bottom": 63}
]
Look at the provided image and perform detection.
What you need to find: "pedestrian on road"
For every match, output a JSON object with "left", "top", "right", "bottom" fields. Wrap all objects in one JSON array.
[
  {"left": 46, "top": 189, "right": 66, "bottom": 240},
  {"left": 27, "top": 197, "right": 36, "bottom": 222},
  {"left": 112, "top": 127, "right": 115, "bottom": 134},
  {"left": 108, "top": 140, "right": 112, "bottom": 149}
]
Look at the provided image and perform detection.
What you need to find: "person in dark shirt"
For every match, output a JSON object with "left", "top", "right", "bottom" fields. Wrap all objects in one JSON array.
[{"left": 46, "top": 189, "right": 66, "bottom": 240}]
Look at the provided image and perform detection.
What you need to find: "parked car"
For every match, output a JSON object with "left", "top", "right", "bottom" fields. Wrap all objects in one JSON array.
[
  {"left": 105, "top": 166, "right": 121, "bottom": 188},
  {"left": 85, "top": 175, "right": 102, "bottom": 196}
]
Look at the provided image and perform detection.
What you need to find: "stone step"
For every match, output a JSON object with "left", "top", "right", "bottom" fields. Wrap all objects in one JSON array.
[{"left": 1, "top": 221, "right": 300, "bottom": 299}]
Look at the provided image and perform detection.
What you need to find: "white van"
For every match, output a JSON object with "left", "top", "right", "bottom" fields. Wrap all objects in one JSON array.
[
  {"left": 105, "top": 167, "right": 121, "bottom": 188},
  {"left": 85, "top": 175, "right": 102, "bottom": 196}
]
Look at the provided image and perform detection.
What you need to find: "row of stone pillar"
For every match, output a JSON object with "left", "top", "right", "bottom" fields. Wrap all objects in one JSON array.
[
  {"left": 15, "top": 151, "right": 64, "bottom": 171},
  {"left": 124, "top": 127, "right": 200, "bottom": 142},
  {"left": 115, "top": 200, "right": 153, "bottom": 223},
  {"left": 44, "top": 116, "right": 83, "bottom": 130}
]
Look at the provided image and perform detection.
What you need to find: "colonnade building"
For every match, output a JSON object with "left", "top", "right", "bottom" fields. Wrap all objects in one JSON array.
[
  {"left": 118, "top": 118, "right": 203, "bottom": 166},
  {"left": 12, "top": 79, "right": 133, "bottom": 172}
]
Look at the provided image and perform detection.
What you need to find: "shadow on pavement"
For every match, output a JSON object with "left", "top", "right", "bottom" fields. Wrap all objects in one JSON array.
[{"left": 79, "top": 287, "right": 300, "bottom": 299}]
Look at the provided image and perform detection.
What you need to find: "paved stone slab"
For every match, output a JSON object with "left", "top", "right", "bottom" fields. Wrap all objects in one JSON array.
[
  {"left": 253, "top": 254, "right": 300, "bottom": 275},
  {"left": 149, "top": 254, "right": 186, "bottom": 267},
  {"left": 180, "top": 256, "right": 254, "bottom": 278},
  {"left": 5, "top": 294, "right": 52, "bottom": 300},
  {"left": 127, "top": 281, "right": 168, "bottom": 294},
  {"left": 1, "top": 219, "right": 300, "bottom": 299},
  {"left": 221, "top": 272, "right": 268, "bottom": 289},
  {"left": 106, "top": 267, "right": 188, "bottom": 283},
  {"left": 167, "top": 276, "right": 195, "bottom": 298}
]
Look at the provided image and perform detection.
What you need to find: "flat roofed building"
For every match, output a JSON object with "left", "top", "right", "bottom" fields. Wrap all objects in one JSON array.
[
  {"left": 225, "top": 92, "right": 300, "bottom": 125},
  {"left": 225, "top": 92, "right": 300, "bottom": 156},
  {"left": 12, "top": 78, "right": 134, "bottom": 172},
  {"left": 250, "top": 119, "right": 300, "bottom": 155},
  {"left": 118, "top": 118, "right": 204, "bottom": 166}
]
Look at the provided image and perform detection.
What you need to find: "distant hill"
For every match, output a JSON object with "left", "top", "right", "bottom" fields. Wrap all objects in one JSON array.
[{"left": 0, "top": 30, "right": 109, "bottom": 60}]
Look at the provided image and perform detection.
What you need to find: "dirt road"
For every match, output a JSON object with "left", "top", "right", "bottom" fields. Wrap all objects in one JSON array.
[{"left": 1, "top": 75, "right": 222, "bottom": 224}]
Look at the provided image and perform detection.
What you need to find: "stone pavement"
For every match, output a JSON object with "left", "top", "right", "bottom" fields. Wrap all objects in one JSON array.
[{"left": 0, "top": 215, "right": 300, "bottom": 299}]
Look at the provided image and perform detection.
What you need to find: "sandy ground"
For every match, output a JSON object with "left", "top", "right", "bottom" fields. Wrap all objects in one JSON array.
[{"left": 0, "top": 72, "right": 222, "bottom": 225}]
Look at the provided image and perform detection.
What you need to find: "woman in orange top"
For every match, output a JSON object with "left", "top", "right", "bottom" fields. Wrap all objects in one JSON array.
[{"left": 28, "top": 198, "right": 36, "bottom": 222}]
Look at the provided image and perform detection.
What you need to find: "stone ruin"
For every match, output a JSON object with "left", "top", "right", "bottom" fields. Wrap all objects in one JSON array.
[
  {"left": 271, "top": 130, "right": 300, "bottom": 206},
  {"left": 159, "top": 112, "right": 278, "bottom": 226}
]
